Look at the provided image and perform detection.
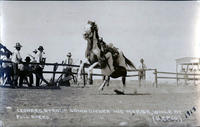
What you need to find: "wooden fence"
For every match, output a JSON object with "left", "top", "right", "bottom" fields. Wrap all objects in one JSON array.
[
  {"left": 3, "top": 60, "right": 198, "bottom": 88},
  {"left": 154, "top": 70, "right": 200, "bottom": 87},
  {"left": 0, "top": 60, "right": 142, "bottom": 87}
]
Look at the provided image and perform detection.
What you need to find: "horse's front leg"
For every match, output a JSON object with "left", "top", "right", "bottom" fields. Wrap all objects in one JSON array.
[
  {"left": 77, "top": 59, "right": 87, "bottom": 84},
  {"left": 88, "top": 62, "right": 99, "bottom": 84}
]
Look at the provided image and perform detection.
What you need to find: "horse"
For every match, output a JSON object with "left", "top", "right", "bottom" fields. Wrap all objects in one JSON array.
[{"left": 77, "top": 22, "right": 136, "bottom": 93}]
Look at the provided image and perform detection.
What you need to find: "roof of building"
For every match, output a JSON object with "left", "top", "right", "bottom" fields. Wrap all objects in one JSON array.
[
  {"left": 176, "top": 57, "right": 200, "bottom": 65},
  {"left": 0, "top": 43, "right": 12, "bottom": 55}
]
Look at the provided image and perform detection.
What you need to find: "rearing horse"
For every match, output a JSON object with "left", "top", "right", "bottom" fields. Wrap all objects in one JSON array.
[{"left": 78, "top": 22, "right": 136, "bottom": 93}]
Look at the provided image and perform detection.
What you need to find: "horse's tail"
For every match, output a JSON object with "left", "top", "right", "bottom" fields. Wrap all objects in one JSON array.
[{"left": 123, "top": 54, "right": 136, "bottom": 70}]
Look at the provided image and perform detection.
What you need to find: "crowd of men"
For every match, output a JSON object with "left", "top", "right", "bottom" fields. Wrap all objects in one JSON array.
[
  {"left": 0, "top": 42, "right": 46, "bottom": 88},
  {"left": 0, "top": 42, "right": 74, "bottom": 88}
]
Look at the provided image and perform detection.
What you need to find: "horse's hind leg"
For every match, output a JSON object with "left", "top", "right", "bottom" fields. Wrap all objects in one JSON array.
[{"left": 122, "top": 76, "right": 126, "bottom": 87}]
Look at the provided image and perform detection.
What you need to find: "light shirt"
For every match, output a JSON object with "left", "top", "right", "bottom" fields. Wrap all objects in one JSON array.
[
  {"left": 11, "top": 49, "right": 22, "bottom": 64},
  {"left": 36, "top": 51, "right": 45, "bottom": 68},
  {"left": 65, "top": 57, "right": 73, "bottom": 65},
  {"left": 139, "top": 63, "right": 147, "bottom": 70},
  {"left": 64, "top": 57, "right": 73, "bottom": 70}
]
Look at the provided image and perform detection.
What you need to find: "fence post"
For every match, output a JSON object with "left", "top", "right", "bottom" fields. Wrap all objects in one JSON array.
[
  {"left": 176, "top": 64, "right": 178, "bottom": 86},
  {"left": 138, "top": 71, "right": 141, "bottom": 87},
  {"left": 194, "top": 71, "right": 196, "bottom": 85},
  {"left": 154, "top": 69, "right": 158, "bottom": 88},
  {"left": 52, "top": 64, "right": 56, "bottom": 84}
]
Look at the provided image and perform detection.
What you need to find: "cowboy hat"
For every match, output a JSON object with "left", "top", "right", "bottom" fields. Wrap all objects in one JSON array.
[
  {"left": 67, "top": 52, "right": 72, "bottom": 57},
  {"left": 33, "top": 49, "right": 37, "bottom": 54},
  {"left": 14, "top": 42, "right": 22, "bottom": 48},
  {"left": 38, "top": 46, "right": 44, "bottom": 51}
]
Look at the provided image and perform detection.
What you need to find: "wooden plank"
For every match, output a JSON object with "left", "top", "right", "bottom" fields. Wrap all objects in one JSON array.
[
  {"left": 157, "top": 77, "right": 178, "bottom": 79},
  {"left": 126, "top": 75, "right": 139, "bottom": 77},
  {"left": 127, "top": 68, "right": 156, "bottom": 72},
  {"left": 157, "top": 71, "right": 200, "bottom": 76},
  {"left": 157, "top": 77, "right": 200, "bottom": 80}
]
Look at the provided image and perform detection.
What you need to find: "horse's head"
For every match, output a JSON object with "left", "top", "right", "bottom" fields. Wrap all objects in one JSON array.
[
  {"left": 84, "top": 21, "right": 100, "bottom": 62},
  {"left": 84, "top": 23, "right": 93, "bottom": 58}
]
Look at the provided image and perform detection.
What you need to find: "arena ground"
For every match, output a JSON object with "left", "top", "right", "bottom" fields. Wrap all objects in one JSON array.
[{"left": 0, "top": 80, "right": 199, "bottom": 127}]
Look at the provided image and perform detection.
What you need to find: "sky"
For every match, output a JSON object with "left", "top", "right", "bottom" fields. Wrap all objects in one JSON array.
[{"left": 1, "top": 1, "right": 200, "bottom": 74}]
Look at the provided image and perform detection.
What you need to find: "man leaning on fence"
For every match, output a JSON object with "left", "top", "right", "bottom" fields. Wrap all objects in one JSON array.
[
  {"left": 19, "top": 56, "right": 33, "bottom": 87},
  {"left": 35, "top": 46, "right": 45, "bottom": 86},
  {"left": 60, "top": 52, "right": 74, "bottom": 86},
  {"left": 138, "top": 58, "right": 147, "bottom": 80},
  {"left": 11, "top": 42, "right": 23, "bottom": 88}
]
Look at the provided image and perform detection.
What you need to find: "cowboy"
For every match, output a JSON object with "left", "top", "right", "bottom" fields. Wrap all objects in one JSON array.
[
  {"left": 99, "top": 42, "right": 119, "bottom": 69},
  {"left": 61, "top": 52, "right": 74, "bottom": 86},
  {"left": 106, "top": 43, "right": 119, "bottom": 59},
  {"left": 19, "top": 56, "right": 33, "bottom": 87},
  {"left": 64, "top": 52, "right": 73, "bottom": 66},
  {"left": 138, "top": 58, "right": 147, "bottom": 80},
  {"left": 64, "top": 52, "right": 73, "bottom": 78},
  {"left": 11, "top": 42, "right": 22, "bottom": 87},
  {"left": 35, "top": 46, "right": 45, "bottom": 86},
  {"left": 31, "top": 49, "right": 38, "bottom": 69}
]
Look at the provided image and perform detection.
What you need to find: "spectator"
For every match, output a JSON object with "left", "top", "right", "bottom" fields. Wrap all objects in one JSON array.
[
  {"left": 35, "top": 46, "right": 45, "bottom": 86},
  {"left": 19, "top": 56, "right": 33, "bottom": 87},
  {"left": 11, "top": 42, "right": 22, "bottom": 88},
  {"left": 61, "top": 52, "right": 74, "bottom": 86},
  {"left": 2, "top": 53, "right": 12, "bottom": 85},
  {"left": 138, "top": 58, "right": 147, "bottom": 80}
]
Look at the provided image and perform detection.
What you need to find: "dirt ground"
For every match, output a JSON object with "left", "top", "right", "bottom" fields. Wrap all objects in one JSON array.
[{"left": 0, "top": 80, "right": 200, "bottom": 127}]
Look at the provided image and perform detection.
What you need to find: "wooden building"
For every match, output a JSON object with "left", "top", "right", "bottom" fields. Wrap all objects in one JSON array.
[{"left": 175, "top": 57, "right": 200, "bottom": 85}]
